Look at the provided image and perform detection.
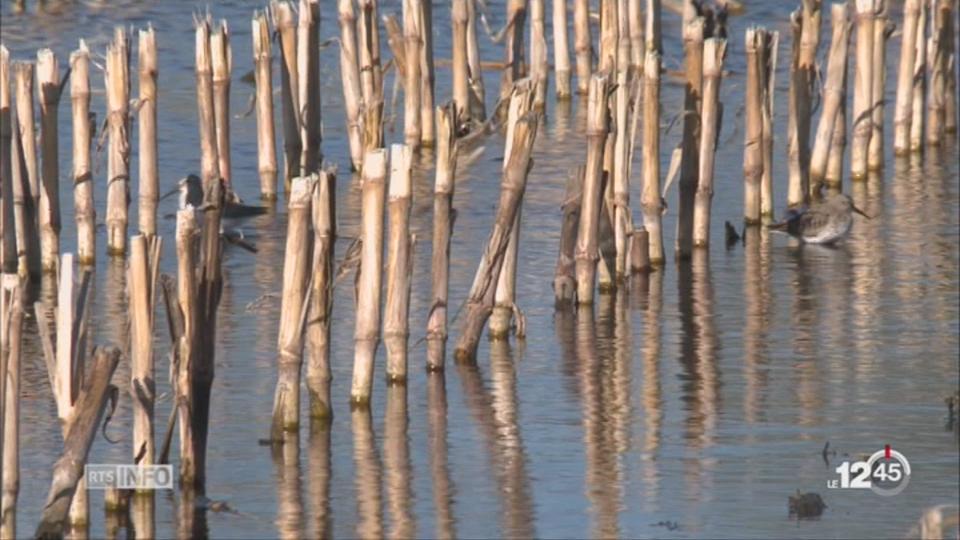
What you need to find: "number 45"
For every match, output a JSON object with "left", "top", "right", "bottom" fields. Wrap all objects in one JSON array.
[{"left": 872, "top": 461, "right": 902, "bottom": 483}]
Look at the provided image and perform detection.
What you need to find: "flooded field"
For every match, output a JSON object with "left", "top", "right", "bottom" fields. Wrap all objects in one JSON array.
[{"left": 2, "top": 0, "right": 958, "bottom": 538}]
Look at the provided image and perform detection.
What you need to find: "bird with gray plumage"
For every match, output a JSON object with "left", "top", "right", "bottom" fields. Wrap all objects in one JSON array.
[
  {"left": 769, "top": 193, "right": 871, "bottom": 244},
  {"left": 162, "top": 174, "right": 269, "bottom": 221},
  {"left": 162, "top": 174, "right": 268, "bottom": 252}
]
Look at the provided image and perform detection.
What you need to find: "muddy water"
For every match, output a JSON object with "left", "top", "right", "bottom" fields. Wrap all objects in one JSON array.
[{"left": 2, "top": 0, "right": 958, "bottom": 538}]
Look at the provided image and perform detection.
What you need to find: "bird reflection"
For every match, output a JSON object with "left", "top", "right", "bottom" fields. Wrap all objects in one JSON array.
[{"left": 455, "top": 342, "right": 535, "bottom": 539}]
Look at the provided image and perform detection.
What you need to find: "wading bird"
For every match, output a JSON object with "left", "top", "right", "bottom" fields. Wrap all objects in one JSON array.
[
  {"left": 769, "top": 193, "right": 871, "bottom": 244},
  {"left": 162, "top": 174, "right": 268, "bottom": 252}
]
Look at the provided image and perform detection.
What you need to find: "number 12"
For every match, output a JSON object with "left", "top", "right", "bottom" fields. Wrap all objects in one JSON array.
[{"left": 836, "top": 461, "right": 871, "bottom": 488}]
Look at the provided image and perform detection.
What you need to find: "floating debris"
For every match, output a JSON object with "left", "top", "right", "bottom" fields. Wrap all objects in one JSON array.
[
  {"left": 245, "top": 293, "right": 278, "bottom": 312},
  {"left": 947, "top": 391, "right": 959, "bottom": 432},
  {"left": 789, "top": 490, "right": 827, "bottom": 519},
  {"left": 651, "top": 520, "right": 680, "bottom": 531},
  {"left": 822, "top": 440, "right": 837, "bottom": 467}
]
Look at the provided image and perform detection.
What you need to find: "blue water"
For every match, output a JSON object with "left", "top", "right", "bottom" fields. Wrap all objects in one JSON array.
[{"left": 2, "top": 0, "right": 958, "bottom": 538}]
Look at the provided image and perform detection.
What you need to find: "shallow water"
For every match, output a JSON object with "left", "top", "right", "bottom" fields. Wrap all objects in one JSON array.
[{"left": 2, "top": 0, "right": 959, "bottom": 538}]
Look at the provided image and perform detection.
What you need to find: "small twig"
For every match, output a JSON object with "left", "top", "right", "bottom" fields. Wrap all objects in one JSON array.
[
  {"left": 101, "top": 384, "right": 121, "bottom": 443},
  {"left": 34, "top": 302, "right": 58, "bottom": 397},
  {"left": 660, "top": 145, "right": 684, "bottom": 213}
]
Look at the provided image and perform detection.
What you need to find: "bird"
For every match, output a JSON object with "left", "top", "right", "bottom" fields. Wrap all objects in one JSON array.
[
  {"left": 724, "top": 220, "right": 741, "bottom": 248},
  {"left": 161, "top": 174, "right": 269, "bottom": 221},
  {"left": 161, "top": 174, "right": 269, "bottom": 252},
  {"left": 769, "top": 193, "right": 871, "bottom": 244}
]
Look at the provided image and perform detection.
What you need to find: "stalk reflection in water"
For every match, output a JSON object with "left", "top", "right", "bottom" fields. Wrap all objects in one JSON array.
[
  {"left": 456, "top": 343, "right": 535, "bottom": 539},
  {"left": 308, "top": 419, "right": 332, "bottom": 539},
  {"left": 384, "top": 384, "right": 415, "bottom": 539},
  {"left": 272, "top": 433, "right": 303, "bottom": 540},
  {"left": 427, "top": 373, "right": 456, "bottom": 540},
  {"left": 352, "top": 407, "right": 383, "bottom": 539}
]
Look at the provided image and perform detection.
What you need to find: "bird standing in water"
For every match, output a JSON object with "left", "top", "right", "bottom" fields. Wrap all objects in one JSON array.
[
  {"left": 163, "top": 174, "right": 269, "bottom": 220},
  {"left": 162, "top": 174, "right": 268, "bottom": 251},
  {"left": 769, "top": 193, "right": 871, "bottom": 244}
]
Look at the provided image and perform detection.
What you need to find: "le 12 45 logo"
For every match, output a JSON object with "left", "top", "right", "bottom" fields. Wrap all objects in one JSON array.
[{"left": 827, "top": 445, "right": 911, "bottom": 496}]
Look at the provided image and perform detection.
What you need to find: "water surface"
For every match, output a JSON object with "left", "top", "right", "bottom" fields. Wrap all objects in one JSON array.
[{"left": 2, "top": 0, "right": 958, "bottom": 538}]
